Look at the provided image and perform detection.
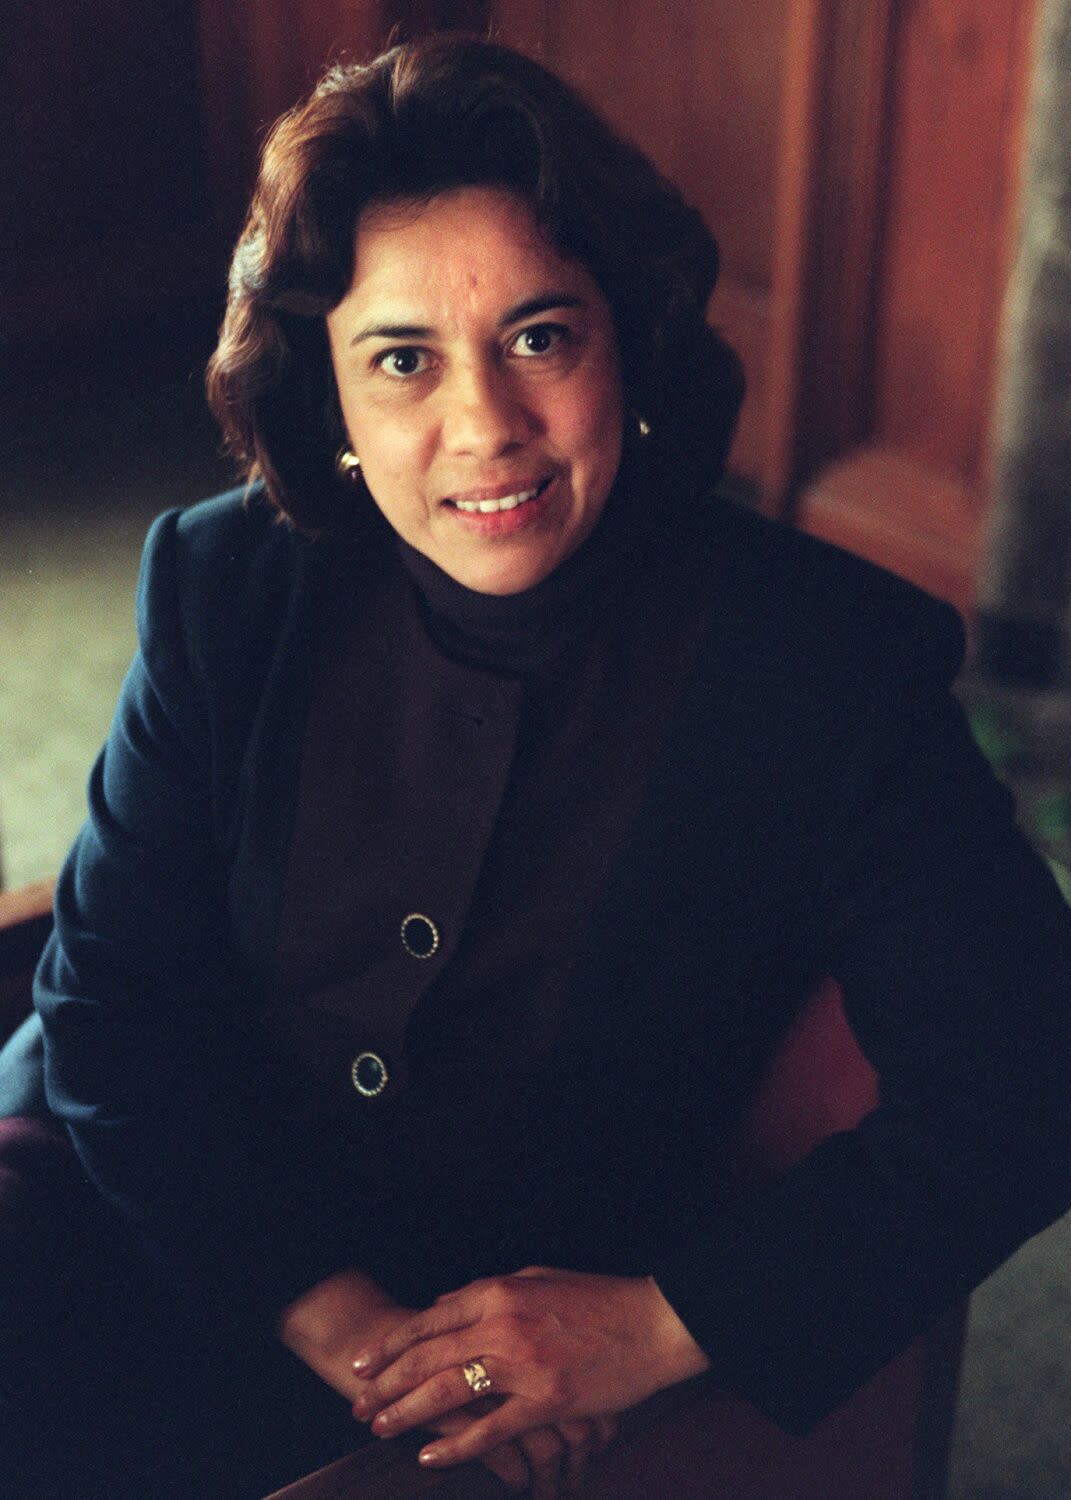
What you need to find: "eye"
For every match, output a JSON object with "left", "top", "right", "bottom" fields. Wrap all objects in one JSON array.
[
  {"left": 374, "top": 346, "right": 432, "bottom": 378},
  {"left": 509, "top": 323, "right": 568, "bottom": 358}
]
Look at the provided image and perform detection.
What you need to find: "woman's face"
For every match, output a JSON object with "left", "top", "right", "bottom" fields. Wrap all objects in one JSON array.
[{"left": 326, "top": 186, "right": 624, "bottom": 594}]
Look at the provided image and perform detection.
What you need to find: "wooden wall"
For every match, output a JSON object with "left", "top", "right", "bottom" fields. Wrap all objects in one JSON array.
[
  {"left": 874, "top": 1, "right": 1034, "bottom": 490},
  {"left": 195, "top": 0, "right": 486, "bottom": 232},
  {"left": 789, "top": 0, "right": 1037, "bottom": 615},
  {"left": 0, "top": 0, "right": 484, "bottom": 346},
  {"left": 492, "top": 0, "right": 1036, "bottom": 618},
  {"left": 1, "top": 0, "right": 214, "bottom": 341}
]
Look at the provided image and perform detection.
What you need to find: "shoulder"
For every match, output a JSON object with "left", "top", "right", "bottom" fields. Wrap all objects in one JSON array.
[
  {"left": 658, "top": 497, "right": 970, "bottom": 818},
  {"left": 124, "top": 484, "right": 330, "bottom": 770},
  {"left": 142, "top": 484, "right": 312, "bottom": 620},
  {"left": 691, "top": 496, "right": 966, "bottom": 699},
  {"left": 135, "top": 483, "right": 324, "bottom": 679}
]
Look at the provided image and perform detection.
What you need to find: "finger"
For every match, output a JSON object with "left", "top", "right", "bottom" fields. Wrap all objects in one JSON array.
[
  {"left": 370, "top": 1360, "right": 505, "bottom": 1439},
  {"left": 593, "top": 1414, "right": 619, "bottom": 1453},
  {"left": 352, "top": 1293, "right": 482, "bottom": 1377},
  {"left": 418, "top": 1397, "right": 547, "bottom": 1469},
  {"left": 355, "top": 1333, "right": 497, "bottom": 1418},
  {"left": 432, "top": 1410, "right": 529, "bottom": 1492},
  {"left": 516, "top": 1425, "right": 564, "bottom": 1500},
  {"left": 417, "top": 1398, "right": 555, "bottom": 1470},
  {"left": 480, "top": 1444, "right": 530, "bottom": 1492},
  {"left": 555, "top": 1420, "right": 596, "bottom": 1490}
]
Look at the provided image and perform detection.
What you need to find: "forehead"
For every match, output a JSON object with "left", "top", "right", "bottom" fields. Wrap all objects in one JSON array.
[{"left": 343, "top": 185, "right": 600, "bottom": 317}]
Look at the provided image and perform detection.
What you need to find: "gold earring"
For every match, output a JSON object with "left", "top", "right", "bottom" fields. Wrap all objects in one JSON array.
[{"left": 336, "top": 447, "right": 361, "bottom": 479}]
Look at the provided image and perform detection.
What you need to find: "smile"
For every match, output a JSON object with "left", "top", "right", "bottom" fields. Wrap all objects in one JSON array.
[{"left": 447, "top": 479, "right": 552, "bottom": 513}]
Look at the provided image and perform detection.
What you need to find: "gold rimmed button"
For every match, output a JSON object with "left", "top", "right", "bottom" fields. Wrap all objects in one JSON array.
[
  {"left": 351, "top": 1051, "right": 389, "bottom": 1098},
  {"left": 401, "top": 913, "right": 440, "bottom": 959}
]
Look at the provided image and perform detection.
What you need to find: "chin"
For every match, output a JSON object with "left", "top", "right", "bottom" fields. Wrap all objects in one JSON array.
[
  {"left": 456, "top": 562, "right": 554, "bottom": 596},
  {"left": 435, "top": 544, "right": 563, "bottom": 596}
]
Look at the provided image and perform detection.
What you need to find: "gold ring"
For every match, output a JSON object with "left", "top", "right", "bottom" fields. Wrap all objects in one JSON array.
[{"left": 462, "top": 1359, "right": 492, "bottom": 1396}]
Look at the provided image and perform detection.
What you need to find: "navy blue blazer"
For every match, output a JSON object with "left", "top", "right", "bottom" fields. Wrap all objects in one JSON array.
[{"left": 12, "top": 486, "right": 1071, "bottom": 1432}]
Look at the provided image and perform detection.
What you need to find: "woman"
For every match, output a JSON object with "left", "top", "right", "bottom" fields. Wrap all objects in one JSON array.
[{"left": 3, "top": 33, "right": 1071, "bottom": 1500}]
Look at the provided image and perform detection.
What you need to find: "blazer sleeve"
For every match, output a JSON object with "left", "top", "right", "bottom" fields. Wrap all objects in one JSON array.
[
  {"left": 652, "top": 597, "right": 1071, "bottom": 1431},
  {"left": 33, "top": 508, "right": 353, "bottom": 1329}
]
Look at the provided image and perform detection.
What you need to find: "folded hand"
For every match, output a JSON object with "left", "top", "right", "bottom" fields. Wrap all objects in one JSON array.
[
  {"left": 350, "top": 1266, "right": 709, "bottom": 1480},
  {"left": 278, "top": 1266, "right": 617, "bottom": 1495}
]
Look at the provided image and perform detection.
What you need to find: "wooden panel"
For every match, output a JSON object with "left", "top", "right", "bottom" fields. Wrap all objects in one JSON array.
[
  {"left": 710, "top": 280, "right": 771, "bottom": 483},
  {"left": 1, "top": 0, "right": 216, "bottom": 340},
  {"left": 872, "top": 0, "right": 1035, "bottom": 492},
  {"left": 1, "top": 0, "right": 205, "bottom": 255},
  {"left": 196, "top": 0, "right": 490, "bottom": 231},
  {"left": 763, "top": 0, "right": 897, "bottom": 510},
  {"left": 783, "top": 0, "right": 1039, "bottom": 612},
  {"left": 196, "top": 0, "right": 384, "bottom": 230},
  {"left": 1, "top": 230, "right": 225, "bottom": 347},
  {"left": 492, "top": 0, "right": 786, "bottom": 293},
  {"left": 391, "top": 0, "right": 488, "bottom": 30}
]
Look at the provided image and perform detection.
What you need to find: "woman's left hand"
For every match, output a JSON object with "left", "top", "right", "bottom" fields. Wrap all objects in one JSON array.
[{"left": 350, "top": 1266, "right": 710, "bottom": 1470}]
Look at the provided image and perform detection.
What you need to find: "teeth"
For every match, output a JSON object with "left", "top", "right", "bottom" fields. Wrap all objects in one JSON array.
[{"left": 454, "top": 486, "right": 539, "bottom": 514}]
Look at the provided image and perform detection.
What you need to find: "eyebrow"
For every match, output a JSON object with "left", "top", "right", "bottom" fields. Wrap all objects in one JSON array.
[{"left": 348, "top": 292, "right": 585, "bottom": 346}]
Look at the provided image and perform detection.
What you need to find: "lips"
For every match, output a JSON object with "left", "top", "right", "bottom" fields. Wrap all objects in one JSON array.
[{"left": 444, "top": 477, "right": 553, "bottom": 513}]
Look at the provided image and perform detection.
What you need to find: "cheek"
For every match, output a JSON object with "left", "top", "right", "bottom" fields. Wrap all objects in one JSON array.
[
  {"left": 353, "top": 412, "right": 432, "bottom": 489},
  {"left": 576, "top": 383, "right": 624, "bottom": 488}
]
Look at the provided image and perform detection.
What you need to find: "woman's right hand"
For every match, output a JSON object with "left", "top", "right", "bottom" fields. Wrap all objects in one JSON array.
[{"left": 279, "top": 1269, "right": 616, "bottom": 1494}]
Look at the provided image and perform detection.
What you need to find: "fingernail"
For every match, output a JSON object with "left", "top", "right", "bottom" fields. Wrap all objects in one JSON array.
[
  {"left": 372, "top": 1411, "right": 392, "bottom": 1434},
  {"left": 352, "top": 1354, "right": 370, "bottom": 1372},
  {"left": 418, "top": 1447, "right": 442, "bottom": 1465}
]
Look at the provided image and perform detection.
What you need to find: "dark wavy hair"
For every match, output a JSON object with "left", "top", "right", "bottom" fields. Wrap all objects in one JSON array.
[{"left": 206, "top": 34, "right": 744, "bottom": 532}]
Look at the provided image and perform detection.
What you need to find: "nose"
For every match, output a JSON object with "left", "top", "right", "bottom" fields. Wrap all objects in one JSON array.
[{"left": 441, "top": 361, "right": 534, "bottom": 458}]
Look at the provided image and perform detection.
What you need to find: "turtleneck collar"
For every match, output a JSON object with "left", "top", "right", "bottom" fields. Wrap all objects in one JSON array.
[{"left": 395, "top": 481, "right": 639, "bottom": 675}]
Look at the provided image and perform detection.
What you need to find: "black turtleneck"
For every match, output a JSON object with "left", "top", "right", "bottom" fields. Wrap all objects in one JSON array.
[{"left": 271, "top": 485, "right": 710, "bottom": 1297}]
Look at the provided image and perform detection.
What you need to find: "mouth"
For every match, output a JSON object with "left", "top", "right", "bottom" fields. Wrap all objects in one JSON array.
[{"left": 444, "top": 477, "right": 553, "bottom": 514}]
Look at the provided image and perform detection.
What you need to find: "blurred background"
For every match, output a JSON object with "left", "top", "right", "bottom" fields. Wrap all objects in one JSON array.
[{"left": 2, "top": 0, "right": 1070, "bottom": 1494}]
